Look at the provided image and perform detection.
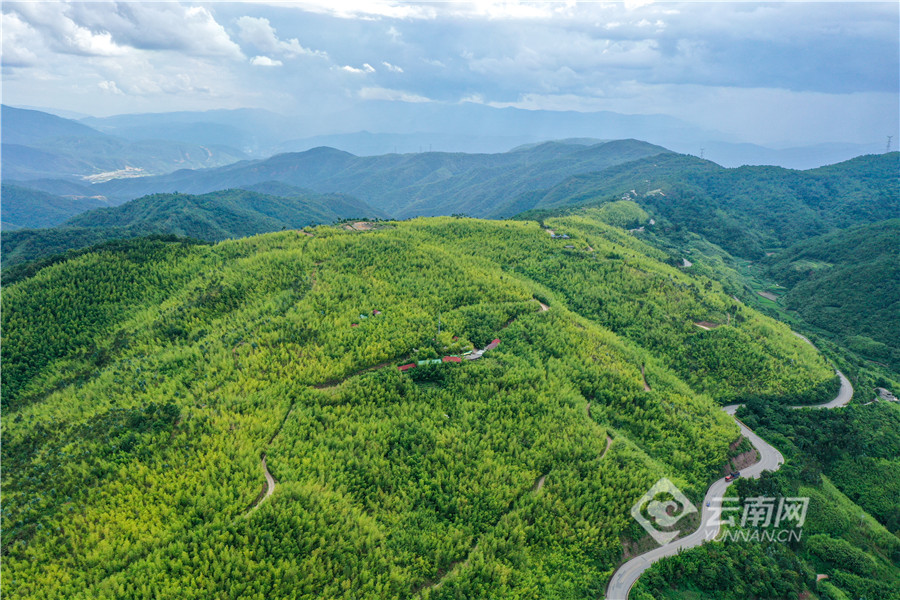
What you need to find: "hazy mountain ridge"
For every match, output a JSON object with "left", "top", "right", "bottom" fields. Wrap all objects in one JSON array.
[
  {"left": 50, "top": 139, "right": 670, "bottom": 218},
  {"left": 1, "top": 106, "right": 247, "bottom": 181},
  {"left": 1, "top": 183, "right": 112, "bottom": 230},
  {"left": 74, "top": 103, "right": 886, "bottom": 169}
]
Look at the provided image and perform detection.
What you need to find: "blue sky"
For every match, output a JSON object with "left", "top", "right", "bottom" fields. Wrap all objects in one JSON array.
[{"left": 2, "top": 1, "right": 898, "bottom": 145}]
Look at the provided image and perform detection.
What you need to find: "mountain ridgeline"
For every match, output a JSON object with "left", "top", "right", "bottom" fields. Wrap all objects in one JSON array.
[
  {"left": 35, "top": 139, "right": 672, "bottom": 217},
  {"left": 5, "top": 143, "right": 897, "bottom": 381},
  {"left": 1, "top": 105, "right": 246, "bottom": 181},
  {"left": 1, "top": 183, "right": 112, "bottom": 230},
  {"left": 1, "top": 187, "right": 381, "bottom": 271},
  {"left": 510, "top": 151, "right": 900, "bottom": 259}
]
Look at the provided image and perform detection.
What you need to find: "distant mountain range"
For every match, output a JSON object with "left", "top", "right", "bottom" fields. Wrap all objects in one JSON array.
[
  {"left": 12, "top": 139, "right": 672, "bottom": 218},
  {"left": 23, "top": 102, "right": 884, "bottom": 169},
  {"left": 1, "top": 105, "right": 246, "bottom": 181}
]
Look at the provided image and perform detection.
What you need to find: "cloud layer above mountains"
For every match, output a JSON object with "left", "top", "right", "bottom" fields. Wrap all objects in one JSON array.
[{"left": 3, "top": 1, "right": 897, "bottom": 145}]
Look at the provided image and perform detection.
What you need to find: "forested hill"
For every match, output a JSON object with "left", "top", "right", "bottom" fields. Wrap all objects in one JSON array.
[
  {"left": 0, "top": 187, "right": 381, "bottom": 269},
  {"left": 762, "top": 219, "right": 900, "bottom": 369},
  {"left": 3, "top": 211, "right": 836, "bottom": 599},
  {"left": 506, "top": 151, "right": 900, "bottom": 258},
  {"left": 1, "top": 183, "right": 112, "bottom": 230},
  {"left": 61, "top": 139, "right": 671, "bottom": 217}
]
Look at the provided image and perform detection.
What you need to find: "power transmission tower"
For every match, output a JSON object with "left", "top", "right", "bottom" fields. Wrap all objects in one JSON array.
[
  {"left": 887, "top": 136, "right": 893, "bottom": 153},
  {"left": 700, "top": 148, "right": 705, "bottom": 159}
]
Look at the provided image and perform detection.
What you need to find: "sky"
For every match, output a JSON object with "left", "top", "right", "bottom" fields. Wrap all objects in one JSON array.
[{"left": 2, "top": 1, "right": 898, "bottom": 146}]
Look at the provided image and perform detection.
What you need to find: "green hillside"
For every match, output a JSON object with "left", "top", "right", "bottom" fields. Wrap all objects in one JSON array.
[
  {"left": 0, "top": 188, "right": 381, "bottom": 270},
  {"left": 762, "top": 219, "right": 900, "bottom": 369},
  {"left": 633, "top": 401, "right": 900, "bottom": 600},
  {"left": 2, "top": 211, "right": 836, "bottom": 599},
  {"left": 510, "top": 152, "right": 899, "bottom": 259},
  {"left": 1, "top": 183, "right": 111, "bottom": 230},
  {"left": 70, "top": 139, "right": 672, "bottom": 216}
]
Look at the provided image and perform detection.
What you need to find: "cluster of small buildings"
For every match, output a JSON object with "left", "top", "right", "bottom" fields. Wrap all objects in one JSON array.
[{"left": 398, "top": 338, "right": 500, "bottom": 372}]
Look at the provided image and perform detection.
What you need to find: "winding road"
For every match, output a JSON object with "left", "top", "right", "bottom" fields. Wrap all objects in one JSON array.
[{"left": 605, "top": 361, "right": 853, "bottom": 598}]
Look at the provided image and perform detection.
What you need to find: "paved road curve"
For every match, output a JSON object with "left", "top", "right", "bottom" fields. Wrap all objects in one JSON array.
[
  {"left": 793, "top": 370, "right": 852, "bottom": 409},
  {"left": 605, "top": 366, "right": 853, "bottom": 599}
]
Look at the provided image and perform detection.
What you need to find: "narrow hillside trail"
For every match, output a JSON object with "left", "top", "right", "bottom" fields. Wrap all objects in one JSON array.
[
  {"left": 418, "top": 471, "right": 550, "bottom": 596},
  {"left": 640, "top": 365, "right": 651, "bottom": 391},
  {"left": 586, "top": 402, "right": 615, "bottom": 456},
  {"left": 313, "top": 358, "right": 403, "bottom": 390},
  {"left": 420, "top": 395, "right": 613, "bottom": 593},
  {"left": 247, "top": 301, "right": 549, "bottom": 517},
  {"left": 247, "top": 454, "right": 276, "bottom": 513},
  {"left": 605, "top": 345, "right": 854, "bottom": 600}
]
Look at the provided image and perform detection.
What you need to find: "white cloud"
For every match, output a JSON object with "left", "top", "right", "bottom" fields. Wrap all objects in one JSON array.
[
  {"left": 342, "top": 63, "right": 376, "bottom": 74},
  {"left": 625, "top": 0, "right": 656, "bottom": 10},
  {"left": 382, "top": 61, "right": 403, "bottom": 73},
  {"left": 118, "top": 4, "right": 244, "bottom": 58},
  {"left": 98, "top": 80, "right": 123, "bottom": 94},
  {"left": 9, "top": 2, "right": 125, "bottom": 57},
  {"left": 235, "top": 16, "right": 326, "bottom": 58},
  {"left": 269, "top": 1, "right": 437, "bottom": 21},
  {"left": 358, "top": 86, "right": 431, "bottom": 103},
  {"left": 250, "top": 55, "right": 283, "bottom": 67},
  {"left": 9, "top": 3, "right": 243, "bottom": 59},
  {"left": 1, "top": 11, "right": 41, "bottom": 67}
]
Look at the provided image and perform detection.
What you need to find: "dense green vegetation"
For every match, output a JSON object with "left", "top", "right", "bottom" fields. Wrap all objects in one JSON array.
[
  {"left": 1, "top": 188, "right": 379, "bottom": 268},
  {"left": 736, "top": 400, "right": 900, "bottom": 534},
  {"left": 516, "top": 170, "right": 900, "bottom": 395},
  {"left": 1, "top": 183, "right": 111, "bottom": 230},
  {"left": 761, "top": 219, "right": 900, "bottom": 369},
  {"left": 632, "top": 401, "right": 900, "bottom": 600},
  {"left": 2, "top": 210, "right": 839, "bottom": 599},
  {"left": 59, "top": 139, "right": 671, "bottom": 215},
  {"left": 510, "top": 151, "right": 899, "bottom": 259}
]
